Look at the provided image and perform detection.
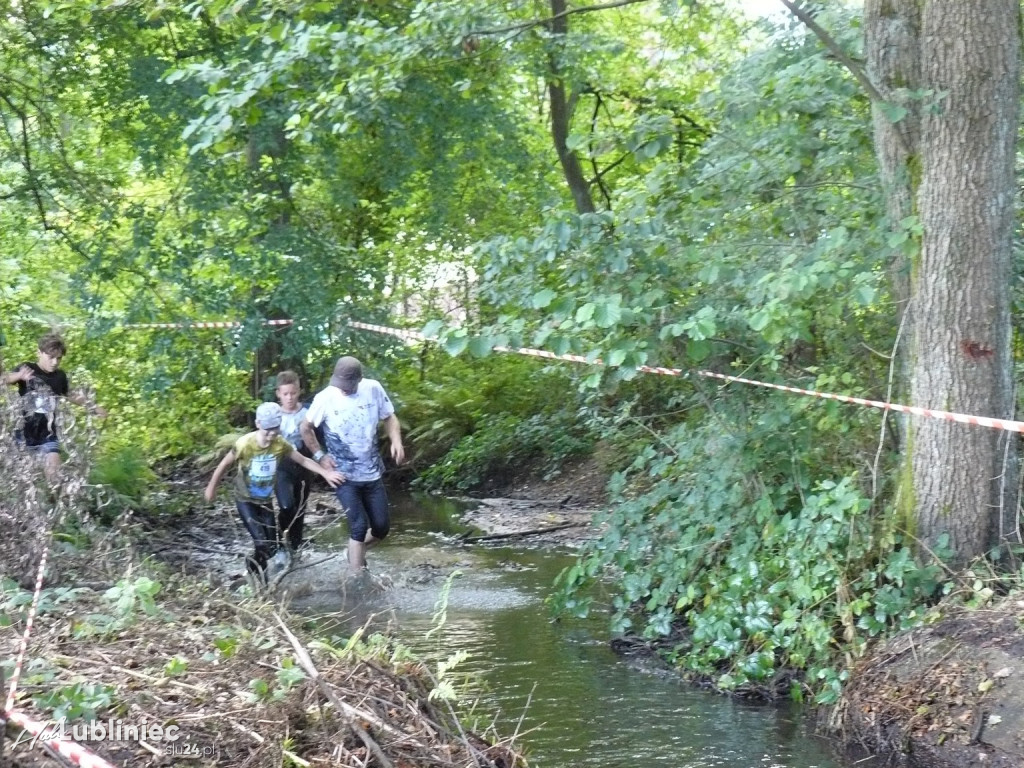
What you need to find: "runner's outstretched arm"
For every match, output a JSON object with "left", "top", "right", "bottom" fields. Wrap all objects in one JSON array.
[
  {"left": 289, "top": 449, "right": 344, "bottom": 487},
  {"left": 205, "top": 450, "right": 237, "bottom": 502}
]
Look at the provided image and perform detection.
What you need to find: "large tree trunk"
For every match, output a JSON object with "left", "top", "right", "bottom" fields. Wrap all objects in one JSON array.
[
  {"left": 864, "top": 0, "right": 920, "bottom": 442},
  {"left": 865, "top": 0, "right": 921, "bottom": 312},
  {"left": 908, "top": 1, "right": 1020, "bottom": 563}
]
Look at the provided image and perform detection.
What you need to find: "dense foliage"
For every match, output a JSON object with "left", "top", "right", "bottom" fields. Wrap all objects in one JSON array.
[
  {"left": 3, "top": 0, "right": 1009, "bottom": 700},
  {"left": 393, "top": 352, "right": 596, "bottom": 492},
  {"left": 551, "top": 401, "right": 949, "bottom": 701}
]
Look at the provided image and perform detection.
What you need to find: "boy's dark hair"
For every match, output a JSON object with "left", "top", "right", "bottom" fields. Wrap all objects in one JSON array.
[
  {"left": 276, "top": 370, "right": 300, "bottom": 388},
  {"left": 37, "top": 334, "right": 66, "bottom": 358}
]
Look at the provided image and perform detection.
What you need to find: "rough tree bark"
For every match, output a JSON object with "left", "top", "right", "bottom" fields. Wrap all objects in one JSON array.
[
  {"left": 902, "top": 2, "right": 1019, "bottom": 563},
  {"left": 546, "top": 0, "right": 595, "bottom": 215},
  {"left": 864, "top": 0, "right": 920, "bottom": 432}
]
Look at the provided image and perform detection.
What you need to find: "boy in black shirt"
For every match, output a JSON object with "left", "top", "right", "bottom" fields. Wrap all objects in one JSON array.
[{"left": 4, "top": 334, "right": 105, "bottom": 479}]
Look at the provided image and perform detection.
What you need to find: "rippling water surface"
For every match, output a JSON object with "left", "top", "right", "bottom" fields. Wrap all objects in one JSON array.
[{"left": 311, "top": 491, "right": 864, "bottom": 768}]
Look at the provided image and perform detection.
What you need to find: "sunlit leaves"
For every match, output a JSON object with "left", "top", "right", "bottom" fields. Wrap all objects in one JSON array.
[
  {"left": 575, "top": 302, "right": 595, "bottom": 324},
  {"left": 468, "top": 335, "right": 493, "bottom": 358},
  {"left": 592, "top": 296, "right": 622, "bottom": 328},
  {"left": 421, "top": 319, "right": 444, "bottom": 339}
]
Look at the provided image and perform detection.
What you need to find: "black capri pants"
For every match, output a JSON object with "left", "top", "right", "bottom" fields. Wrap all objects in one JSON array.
[{"left": 336, "top": 478, "right": 390, "bottom": 542}]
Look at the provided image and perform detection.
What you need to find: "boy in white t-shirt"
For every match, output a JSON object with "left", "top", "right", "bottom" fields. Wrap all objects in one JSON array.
[
  {"left": 300, "top": 356, "right": 405, "bottom": 573},
  {"left": 274, "top": 370, "right": 312, "bottom": 554}
]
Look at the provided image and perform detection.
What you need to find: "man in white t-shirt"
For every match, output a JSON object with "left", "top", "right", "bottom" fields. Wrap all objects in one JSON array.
[{"left": 300, "top": 356, "right": 405, "bottom": 572}]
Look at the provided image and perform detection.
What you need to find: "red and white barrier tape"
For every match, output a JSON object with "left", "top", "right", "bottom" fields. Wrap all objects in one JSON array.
[
  {"left": 124, "top": 318, "right": 1024, "bottom": 434},
  {"left": 123, "top": 319, "right": 294, "bottom": 330},
  {"left": 4, "top": 536, "right": 50, "bottom": 713},
  {"left": 1, "top": 478, "right": 116, "bottom": 768},
  {"left": 352, "top": 322, "right": 1024, "bottom": 432},
  {"left": 4, "top": 710, "right": 117, "bottom": 768},
  {"left": 696, "top": 370, "right": 1024, "bottom": 433},
  {"left": 3, "top": 541, "right": 116, "bottom": 768}
]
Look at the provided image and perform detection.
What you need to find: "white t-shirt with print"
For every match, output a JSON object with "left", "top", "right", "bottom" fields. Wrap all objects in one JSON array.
[
  {"left": 279, "top": 406, "right": 309, "bottom": 451},
  {"left": 306, "top": 380, "right": 395, "bottom": 482}
]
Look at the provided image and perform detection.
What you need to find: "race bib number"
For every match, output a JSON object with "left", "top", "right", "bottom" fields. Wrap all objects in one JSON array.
[{"left": 247, "top": 454, "right": 277, "bottom": 498}]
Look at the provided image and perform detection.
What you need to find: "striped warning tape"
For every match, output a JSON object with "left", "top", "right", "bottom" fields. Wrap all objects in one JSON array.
[
  {"left": 3, "top": 541, "right": 118, "bottom": 768},
  {"left": 124, "top": 317, "right": 1024, "bottom": 433},
  {"left": 4, "top": 534, "right": 51, "bottom": 713},
  {"left": 696, "top": 370, "right": 1024, "bottom": 433},
  {"left": 4, "top": 710, "right": 117, "bottom": 768},
  {"left": 349, "top": 322, "right": 1024, "bottom": 432},
  {"left": 123, "top": 319, "right": 293, "bottom": 330}
]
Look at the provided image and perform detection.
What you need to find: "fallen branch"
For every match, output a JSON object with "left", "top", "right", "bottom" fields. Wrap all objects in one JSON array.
[{"left": 459, "top": 522, "right": 580, "bottom": 544}]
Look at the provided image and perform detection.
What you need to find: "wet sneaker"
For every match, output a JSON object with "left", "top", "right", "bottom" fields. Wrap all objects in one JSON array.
[
  {"left": 267, "top": 551, "right": 292, "bottom": 591},
  {"left": 342, "top": 567, "right": 388, "bottom": 597},
  {"left": 268, "top": 550, "right": 289, "bottom": 574}
]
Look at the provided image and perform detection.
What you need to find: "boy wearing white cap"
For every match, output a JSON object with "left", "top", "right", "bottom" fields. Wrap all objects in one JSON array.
[{"left": 205, "top": 402, "right": 344, "bottom": 587}]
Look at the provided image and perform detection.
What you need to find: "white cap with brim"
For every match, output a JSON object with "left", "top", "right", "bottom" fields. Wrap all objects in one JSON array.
[{"left": 255, "top": 401, "right": 283, "bottom": 429}]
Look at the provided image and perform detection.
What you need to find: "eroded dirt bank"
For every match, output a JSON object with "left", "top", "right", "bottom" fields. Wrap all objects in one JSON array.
[
  {"left": 831, "top": 598, "right": 1024, "bottom": 767},
  {"left": 455, "top": 457, "right": 606, "bottom": 547}
]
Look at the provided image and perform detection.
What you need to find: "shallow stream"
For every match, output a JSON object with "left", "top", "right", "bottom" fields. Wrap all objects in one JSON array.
[{"left": 303, "top": 490, "right": 865, "bottom": 768}]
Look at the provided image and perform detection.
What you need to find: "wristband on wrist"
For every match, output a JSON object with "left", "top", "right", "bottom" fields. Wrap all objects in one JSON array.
[{"left": 313, "top": 450, "right": 325, "bottom": 462}]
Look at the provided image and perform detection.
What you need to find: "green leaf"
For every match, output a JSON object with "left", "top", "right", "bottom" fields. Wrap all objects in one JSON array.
[
  {"left": 564, "top": 133, "right": 587, "bottom": 151},
  {"left": 887, "top": 229, "right": 909, "bottom": 248},
  {"left": 550, "top": 295, "right": 575, "bottom": 320},
  {"left": 532, "top": 289, "right": 557, "bottom": 309},
  {"left": 267, "top": 22, "right": 287, "bottom": 42},
  {"left": 641, "top": 139, "right": 662, "bottom": 158},
  {"left": 443, "top": 332, "right": 469, "bottom": 356},
  {"left": 660, "top": 323, "right": 685, "bottom": 340},
  {"left": 593, "top": 300, "right": 622, "bottom": 328},
  {"left": 698, "top": 264, "right": 719, "bottom": 283},
  {"left": 550, "top": 336, "right": 571, "bottom": 356},
  {"left": 855, "top": 285, "right": 875, "bottom": 305},
  {"left": 690, "top": 311, "right": 717, "bottom": 340},
  {"left": 687, "top": 339, "right": 711, "bottom": 362},
  {"left": 556, "top": 221, "right": 572, "bottom": 250},
  {"left": 421, "top": 320, "right": 444, "bottom": 339},
  {"left": 748, "top": 310, "right": 771, "bottom": 332},
  {"left": 878, "top": 101, "right": 908, "bottom": 124},
  {"left": 575, "top": 303, "right": 596, "bottom": 323},
  {"left": 606, "top": 347, "right": 628, "bottom": 367},
  {"left": 468, "top": 335, "right": 493, "bottom": 357}
]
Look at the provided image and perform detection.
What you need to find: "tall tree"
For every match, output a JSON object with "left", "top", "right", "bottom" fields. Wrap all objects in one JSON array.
[
  {"left": 546, "top": 0, "right": 595, "bottom": 214},
  {"left": 864, "top": 0, "right": 919, "bottom": 417},
  {"left": 865, "top": 1, "right": 1020, "bottom": 563}
]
